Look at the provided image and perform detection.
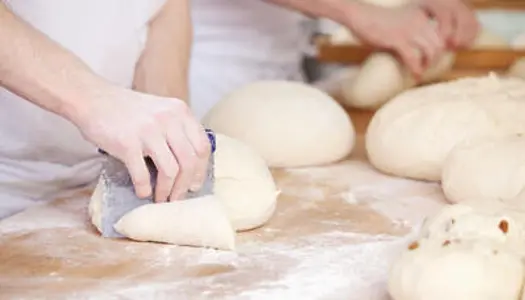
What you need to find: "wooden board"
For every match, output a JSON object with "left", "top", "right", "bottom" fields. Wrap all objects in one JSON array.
[
  {"left": 469, "top": 0, "right": 525, "bottom": 10},
  {"left": 0, "top": 113, "right": 447, "bottom": 299},
  {"left": 316, "top": 39, "right": 525, "bottom": 70}
]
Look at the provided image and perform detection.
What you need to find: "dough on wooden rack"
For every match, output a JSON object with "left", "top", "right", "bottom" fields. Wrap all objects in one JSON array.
[
  {"left": 366, "top": 75, "right": 525, "bottom": 181},
  {"left": 89, "top": 134, "right": 278, "bottom": 250},
  {"left": 388, "top": 239, "right": 525, "bottom": 300},
  {"left": 203, "top": 81, "right": 355, "bottom": 168},
  {"left": 509, "top": 58, "right": 525, "bottom": 80},
  {"left": 442, "top": 135, "right": 525, "bottom": 205},
  {"left": 340, "top": 29, "right": 507, "bottom": 110},
  {"left": 512, "top": 32, "right": 525, "bottom": 50}
]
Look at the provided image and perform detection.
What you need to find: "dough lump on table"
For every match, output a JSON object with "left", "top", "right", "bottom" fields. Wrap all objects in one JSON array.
[
  {"left": 442, "top": 135, "right": 525, "bottom": 206},
  {"left": 419, "top": 202, "right": 525, "bottom": 255},
  {"left": 366, "top": 75, "right": 525, "bottom": 181},
  {"left": 89, "top": 134, "right": 278, "bottom": 250},
  {"left": 388, "top": 239, "right": 525, "bottom": 300},
  {"left": 203, "top": 81, "right": 355, "bottom": 168}
]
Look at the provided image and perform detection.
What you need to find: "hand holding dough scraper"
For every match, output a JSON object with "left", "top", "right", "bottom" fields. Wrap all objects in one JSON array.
[{"left": 97, "top": 129, "right": 216, "bottom": 238}]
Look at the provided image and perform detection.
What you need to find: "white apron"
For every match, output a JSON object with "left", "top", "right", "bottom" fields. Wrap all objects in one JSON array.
[
  {"left": 189, "top": 0, "right": 311, "bottom": 119},
  {"left": 0, "top": 0, "right": 165, "bottom": 219}
]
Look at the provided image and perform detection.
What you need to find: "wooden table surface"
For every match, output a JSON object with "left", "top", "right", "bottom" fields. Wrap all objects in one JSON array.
[{"left": 0, "top": 112, "right": 447, "bottom": 300}]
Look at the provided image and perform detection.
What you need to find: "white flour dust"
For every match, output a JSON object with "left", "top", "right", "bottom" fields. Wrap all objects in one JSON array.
[{"left": 282, "top": 161, "right": 446, "bottom": 227}]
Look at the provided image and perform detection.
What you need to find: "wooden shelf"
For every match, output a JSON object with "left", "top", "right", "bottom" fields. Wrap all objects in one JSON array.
[
  {"left": 470, "top": 0, "right": 525, "bottom": 10},
  {"left": 316, "top": 38, "right": 525, "bottom": 70}
]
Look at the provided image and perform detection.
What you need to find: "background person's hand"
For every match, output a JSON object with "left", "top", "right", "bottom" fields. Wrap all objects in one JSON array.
[
  {"left": 75, "top": 88, "right": 210, "bottom": 203},
  {"left": 417, "top": 0, "right": 480, "bottom": 49},
  {"left": 346, "top": 3, "right": 445, "bottom": 78}
]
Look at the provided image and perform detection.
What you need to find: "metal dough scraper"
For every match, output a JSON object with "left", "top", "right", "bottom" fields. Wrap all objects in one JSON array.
[{"left": 97, "top": 129, "right": 216, "bottom": 238}]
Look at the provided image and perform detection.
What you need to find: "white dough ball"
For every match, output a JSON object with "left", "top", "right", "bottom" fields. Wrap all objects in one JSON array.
[
  {"left": 420, "top": 52, "right": 456, "bottom": 83},
  {"left": 341, "top": 52, "right": 456, "bottom": 109},
  {"left": 509, "top": 58, "right": 525, "bottom": 80},
  {"left": 366, "top": 75, "right": 525, "bottom": 181},
  {"left": 419, "top": 203, "right": 525, "bottom": 254},
  {"left": 388, "top": 240, "right": 525, "bottom": 300},
  {"left": 203, "top": 81, "right": 355, "bottom": 168},
  {"left": 471, "top": 29, "right": 509, "bottom": 49},
  {"left": 89, "top": 134, "right": 278, "bottom": 249},
  {"left": 340, "top": 52, "right": 416, "bottom": 110},
  {"left": 512, "top": 32, "right": 525, "bottom": 50},
  {"left": 442, "top": 135, "right": 525, "bottom": 205},
  {"left": 330, "top": 27, "right": 360, "bottom": 45}
]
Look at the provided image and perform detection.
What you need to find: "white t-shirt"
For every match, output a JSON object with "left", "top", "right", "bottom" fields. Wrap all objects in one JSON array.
[
  {"left": 189, "top": 0, "right": 311, "bottom": 119},
  {"left": 0, "top": 0, "right": 165, "bottom": 219}
]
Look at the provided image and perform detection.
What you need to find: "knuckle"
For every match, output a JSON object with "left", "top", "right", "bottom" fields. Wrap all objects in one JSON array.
[{"left": 158, "top": 161, "right": 179, "bottom": 180}]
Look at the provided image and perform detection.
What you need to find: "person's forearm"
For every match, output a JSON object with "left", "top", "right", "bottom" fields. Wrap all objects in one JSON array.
[
  {"left": 0, "top": 3, "right": 113, "bottom": 123},
  {"left": 263, "top": 0, "right": 363, "bottom": 28},
  {"left": 132, "top": 0, "right": 192, "bottom": 102}
]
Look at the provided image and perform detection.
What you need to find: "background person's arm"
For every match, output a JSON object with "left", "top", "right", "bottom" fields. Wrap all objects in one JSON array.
[
  {"left": 0, "top": 2, "right": 113, "bottom": 122},
  {"left": 262, "top": 0, "right": 443, "bottom": 76},
  {"left": 133, "top": 0, "right": 192, "bottom": 102}
]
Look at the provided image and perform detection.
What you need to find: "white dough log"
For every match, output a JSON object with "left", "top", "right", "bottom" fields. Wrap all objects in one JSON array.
[
  {"left": 340, "top": 29, "right": 507, "bottom": 110},
  {"left": 114, "top": 195, "right": 235, "bottom": 250}
]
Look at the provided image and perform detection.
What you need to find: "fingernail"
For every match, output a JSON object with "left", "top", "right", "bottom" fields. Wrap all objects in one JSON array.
[{"left": 189, "top": 183, "right": 202, "bottom": 192}]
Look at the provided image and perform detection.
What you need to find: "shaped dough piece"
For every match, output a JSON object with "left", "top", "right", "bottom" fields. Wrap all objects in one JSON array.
[
  {"left": 472, "top": 29, "right": 509, "bottom": 49},
  {"left": 330, "top": 27, "right": 360, "bottom": 45},
  {"left": 512, "top": 32, "right": 525, "bottom": 50},
  {"left": 366, "top": 75, "right": 525, "bottom": 181},
  {"left": 203, "top": 81, "right": 355, "bottom": 168},
  {"left": 442, "top": 135, "right": 525, "bottom": 205},
  {"left": 419, "top": 203, "right": 525, "bottom": 255},
  {"left": 388, "top": 240, "right": 525, "bottom": 300},
  {"left": 340, "top": 29, "right": 507, "bottom": 110},
  {"left": 114, "top": 195, "right": 235, "bottom": 250},
  {"left": 89, "top": 134, "right": 278, "bottom": 249},
  {"left": 509, "top": 58, "right": 525, "bottom": 80},
  {"left": 214, "top": 134, "right": 278, "bottom": 231}
]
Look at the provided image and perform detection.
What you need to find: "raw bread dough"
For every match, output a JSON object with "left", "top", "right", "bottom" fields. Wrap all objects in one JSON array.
[
  {"left": 330, "top": 27, "right": 360, "bottom": 45},
  {"left": 340, "top": 52, "right": 416, "bottom": 110},
  {"left": 388, "top": 240, "right": 525, "bottom": 300},
  {"left": 472, "top": 29, "right": 509, "bottom": 49},
  {"left": 340, "top": 52, "right": 455, "bottom": 109},
  {"left": 512, "top": 32, "right": 525, "bottom": 50},
  {"left": 340, "top": 29, "right": 506, "bottom": 110},
  {"left": 509, "top": 58, "right": 525, "bottom": 80},
  {"left": 419, "top": 202, "right": 525, "bottom": 255},
  {"left": 114, "top": 195, "right": 235, "bottom": 250},
  {"left": 203, "top": 81, "right": 355, "bottom": 168},
  {"left": 442, "top": 135, "right": 525, "bottom": 205},
  {"left": 89, "top": 134, "right": 278, "bottom": 249},
  {"left": 366, "top": 75, "right": 525, "bottom": 181}
]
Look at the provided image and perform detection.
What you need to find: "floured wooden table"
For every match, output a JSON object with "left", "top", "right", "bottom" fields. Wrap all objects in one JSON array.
[{"left": 0, "top": 112, "right": 448, "bottom": 300}]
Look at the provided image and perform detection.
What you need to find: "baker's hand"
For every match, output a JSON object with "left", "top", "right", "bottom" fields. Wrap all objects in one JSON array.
[
  {"left": 346, "top": 3, "right": 445, "bottom": 77},
  {"left": 417, "top": 0, "right": 480, "bottom": 49},
  {"left": 76, "top": 88, "right": 210, "bottom": 202}
]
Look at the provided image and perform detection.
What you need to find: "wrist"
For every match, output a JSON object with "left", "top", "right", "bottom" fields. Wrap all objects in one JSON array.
[{"left": 58, "top": 77, "right": 119, "bottom": 126}]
